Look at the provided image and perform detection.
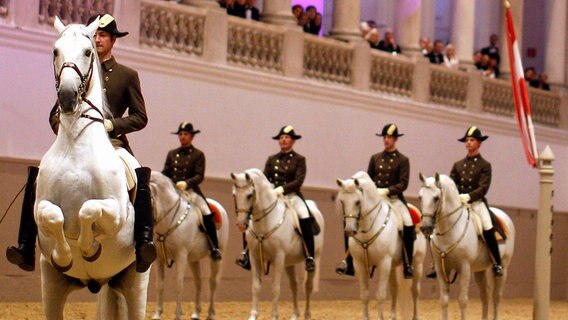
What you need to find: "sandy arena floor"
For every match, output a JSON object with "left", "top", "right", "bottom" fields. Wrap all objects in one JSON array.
[{"left": 1, "top": 299, "right": 567, "bottom": 319}]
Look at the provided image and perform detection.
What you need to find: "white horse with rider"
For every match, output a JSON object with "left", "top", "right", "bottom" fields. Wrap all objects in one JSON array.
[
  {"left": 336, "top": 171, "right": 426, "bottom": 320},
  {"left": 231, "top": 168, "right": 325, "bottom": 320},
  {"left": 149, "top": 171, "right": 229, "bottom": 320},
  {"left": 31, "top": 17, "right": 153, "bottom": 319},
  {"left": 419, "top": 173, "right": 516, "bottom": 320}
]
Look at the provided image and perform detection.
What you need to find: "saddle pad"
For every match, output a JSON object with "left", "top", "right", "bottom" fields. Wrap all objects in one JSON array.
[
  {"left": 207, "top": 200, "right": 222, "bottom": 230},
  {"left": 408, "top": 203, "right": 422, "bottom": 225},
  {"left": 116, "top": 147, "right": 139, "bottom": 202}
]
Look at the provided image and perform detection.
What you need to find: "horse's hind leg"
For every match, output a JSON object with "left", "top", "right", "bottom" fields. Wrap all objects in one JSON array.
[
  {"left": 78, "top": 199, "right": 121, "bottom": 260},
  {"left": 113, "top": 264, "right": 150, "bottom": 320},
  {"left": 36, "top": 200, "right": 72, "bottom": 269},
  {"left": 152, "top": 259, "right": 166, "bottom": 320},
  {"left": 304, "top": 266, "right": 316, "bottom": 320},
  {"left": 40, "top": 257, "right": 74, "bottom": 320},
  {"left": 188, "top": 260, "right": 201, "bottom": 320},
  {"left": 285, "top": 265, "right": 299, "bottom": 320},
  {"left": 388, "top": 268, "right": 397, "bottom": 320},
  {"left": 474, "top": 271, "right": 489, "bottom": 320},
  {"left": 493, "top": 268, "right": 508, "bottom": 320}
]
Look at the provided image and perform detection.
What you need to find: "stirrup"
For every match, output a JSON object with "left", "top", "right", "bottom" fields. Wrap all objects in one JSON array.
[
  {"left": 305, "top": 256, "right": 315, "bottom": 272},
  {"left": 335, "top": 259, "right": 354, "bottom": 276},
  {"left": 235, "top": 251, "right": 251, "bottom": 270},
  {"left": 210, "top": 248, "right": 222, "bottom": 261},
  {"left": 492, "top": 264, "right": 504, "bottom": 278},
  {"left": 403, "top": 264, "right": 413, "bottom": 279}
]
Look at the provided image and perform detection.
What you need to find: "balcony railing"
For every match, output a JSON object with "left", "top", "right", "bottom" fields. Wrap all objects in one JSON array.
[{"left": 5, "top": 0, "right": 565, "bottom": 128}]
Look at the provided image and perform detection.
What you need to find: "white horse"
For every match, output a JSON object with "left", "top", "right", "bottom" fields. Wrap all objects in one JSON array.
[
  {"left": 231, "top": 168, "right": 325, "bottom": 320},
  {"left": 336, "top": 171, "right": 426, "bottom": 320},
  {"left": 149, "top": 171, "right": 229, "bottom": 320},
  {"left": 33, "top": 18, "right": 149, "bottom": 319},
  {"left": 418, "top": 173, "right": 516, "bottom": 320}
]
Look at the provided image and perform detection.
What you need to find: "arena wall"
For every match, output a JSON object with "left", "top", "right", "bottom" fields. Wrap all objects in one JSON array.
[{"left": 1, "top": 24, "right": 567, "bottom": 302}]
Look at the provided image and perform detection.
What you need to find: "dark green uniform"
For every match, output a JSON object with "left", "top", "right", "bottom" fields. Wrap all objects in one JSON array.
[
  {"left": 450, "top": 154, "right": 491, "bottom": 202},
  {"left": 162, "top": 146, "right": 206, "bottom": 194},
  {"left": 263, "top": 150, "right": 306, "bottom": 196},
  {"left": 49, "top": 57, "right": 147, "bottom": 153},
  {"left": 367, "top": 150, "right": 410, "bottom": 202}
]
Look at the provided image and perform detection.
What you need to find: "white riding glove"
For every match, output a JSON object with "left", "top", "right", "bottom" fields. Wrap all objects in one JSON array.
[
  {"left": 103, "top": 119, "right": 114, "bottom": 132},
  {"left": 175, "top": 181, "right": 188, "bottom": 191},
  {"left": 274, "top": 186, "right": 284, "bottom": 196},
  {"left": 459, "top": 193, "right": 471, "bottom": 204},
  {"left": 378, "top": 188, "right": 389, "bottom": 197}
]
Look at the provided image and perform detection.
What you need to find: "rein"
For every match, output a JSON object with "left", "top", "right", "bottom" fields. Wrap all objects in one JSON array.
[{"left": 154, "top": 197, "right": 192, "bottom": 268}]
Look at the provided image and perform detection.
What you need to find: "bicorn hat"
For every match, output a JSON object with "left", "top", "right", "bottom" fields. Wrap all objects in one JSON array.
[
  {"left": 87, "top": 14, "right": 129, "bottom": 38},
  {"left": 458, "top": 126, "right": 488, "bottom": 142},
  {"left": 376, "top": 123, "right": 404, "bottom": 137},
  {"left": 172, "top": 122, "right": 201, "bottom": 135},
  {"left": 272, "top": 125, "right": 302, "bottom": 140}
]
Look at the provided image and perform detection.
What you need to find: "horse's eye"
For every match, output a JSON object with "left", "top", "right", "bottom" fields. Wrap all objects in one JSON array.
[
  {"left": 84, "top": 49, "right": 92, "bottom": 57},
  {"left": 246, "top": 194, "right": 253, "bottom": 201},
  {"left": 355, "top": 200, "right": 360, "bottom": 207},
  {"left": 53, "top": 49, "right": 59, "bottom": 57},
  {"left": 434, "top": 196, "right": 440, "bottom": 202}
]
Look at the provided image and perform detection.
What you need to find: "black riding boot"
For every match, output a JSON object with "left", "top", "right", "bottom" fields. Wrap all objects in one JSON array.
[
  {"left": 235, "top": 234, "right": 250, "bottom": 270},
  {"left": 203, "top": 214, "right": 222, "bottom": 261},
  {"left": 483, "top": 228, "right": 504, "bottom": 277},
  {"left": 335, "top": 233, "right": 355, "bottom": 276},
  {"left": 402, "top": 225, "right": 415, "bottom": 279},
  {"left": 6, "top": 166, "right": 39, "bottom": 272},
  {"left": 134, "top": 167, "right": 156, "bottom": 273},
  {"left": 299, "top": 218, "right": 315, "bottom": 272}
]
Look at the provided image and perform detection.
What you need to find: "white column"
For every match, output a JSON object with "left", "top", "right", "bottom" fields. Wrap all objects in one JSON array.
[
  {"left": 420, "top": 0, "right": 435, "bottom": 40},
  {"left": 544, "top": 0, "right": 567, "bottom": 86},
  {"left": 261, "top": 0, "right": 296, "bottom": 26},
  {"left": 450, "top": 0, "right": 475, "bottom": 64},
  {"left": 500, "top": 0, "right": 522, "bottom": 78},
  {"left": 330, "top": 0, "right": 361, "bottom": 41},
  {"left": 395, "top": 0, "right": 422, "bottom": 54}
]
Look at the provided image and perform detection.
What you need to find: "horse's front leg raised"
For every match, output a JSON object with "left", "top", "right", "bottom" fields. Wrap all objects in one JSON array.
[
  {"left": 78, "top": 199, "right": 121, "bottom": 260},
  {"left": 285, "top": 265, "right": 299, "bottom": 320},
  {"left": 36, "top": 200, "right": 72, "bottom": 270}
]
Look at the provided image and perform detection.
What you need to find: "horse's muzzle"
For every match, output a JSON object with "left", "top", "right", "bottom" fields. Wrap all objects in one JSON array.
[
  {"left": 236, "top": 222, "right": 248, "bottom": 233},
  {"left": 420, "top": 225, "right": 434, "bottom": 237},
  {"left": 57, "top": 87, "right": 78, "bottom": 114}
]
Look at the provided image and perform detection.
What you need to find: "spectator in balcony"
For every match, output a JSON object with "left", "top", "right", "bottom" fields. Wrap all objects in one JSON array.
[
  {"left": 360, "top": 21, "right": 371, "bottom": 38},
  {"left": 531, "top": 72, "right": 551, "bottom": 91},
  {"left": 365, "top": 28, "right": 380, "bottom": 50},
  {"left": 303, "top": 5, "right": 320, "bottom": 35},
  {"left": 366, "top": 20, "right": 377, "bottom": 29},
  {"left": 473, "top": 51, "right": 484, "bottom": 70},
  {"left": 443, "top": 43, "right": 459, "bottom": 69},
  {"left": 292, "top": 4, "right": 304, "bottom": 24},
  {"left": 245, "top": 0, "right": 260, "bottom": 21},
  {"left": 426, "top": 39, "right": 444, "bottom": 64},
  {"left": 419, "top": 37, "right": 431, "bottom": 56},
  {"left": 298, "top": 12, "right": 309, "bottom": 29},
  {"left": 310, "top": 13, "right": 322, "bottom": 35},
  {"left": 481, "top": 56, "right": 499, "bottom": 78},
  {"left": 478, "top": 53, "right": 490, "bottom": 71},
  {"left": 481, "top": 33, "right": 500, "bottom": 66},
  {"left": 226, "top": 0, "right": 246, "bottom": 18},
  {"left": 524, "top": 67, "right": 537, "bottom": 85},
  {"left": 377, "top": 28, "right": 401, "bottom": 54}
]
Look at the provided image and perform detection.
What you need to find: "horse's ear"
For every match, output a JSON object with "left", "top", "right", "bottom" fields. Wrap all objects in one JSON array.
[
  {"left": 230, "top": 172, "right": 236, "bottom": 181},
  {"left": 435, "top": 172, "right": 441, "bottom": 187},
  {"left": 54, "top": 16, "right": 65, "bottom": 33},
  {"left": 245, "top": 173, "right": 251, "bottom": 182},
  {"left": 354, "top": 179, "right": 360, "bottom": 187},
  {"left": 86, "top": 16, "right": 99, "bottom": 37},
  {"left": 336, "top": 179, "right": 344, "bottom": 187},
  {"left": 419, "top": 172, "right": 425, "bottom": 184}
]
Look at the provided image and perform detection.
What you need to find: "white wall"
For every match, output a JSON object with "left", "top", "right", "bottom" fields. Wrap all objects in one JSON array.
[{"left": 1, "top": 24, "right": 567, "bottom": 212}]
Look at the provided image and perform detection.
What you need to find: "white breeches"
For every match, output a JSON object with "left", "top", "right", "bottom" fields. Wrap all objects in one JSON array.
[
  {"left": 116, "top": 147, "right": 140, "bottom": 191},
  {"left": 388, "top": 198, "right": 413, "bottom": 226},
  {"left": 471, "top": 200, "right": 493, "bottom": 230},
  {"left": 287, "top": 194, "right": 310, "bottom": 219}
]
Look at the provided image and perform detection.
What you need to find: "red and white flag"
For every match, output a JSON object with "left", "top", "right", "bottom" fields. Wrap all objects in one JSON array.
[{"left": 504, "top": 1, "right": 538, "bottom": 168}]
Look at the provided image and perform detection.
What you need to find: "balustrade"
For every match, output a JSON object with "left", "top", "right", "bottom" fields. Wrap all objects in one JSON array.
[
  {"left": 303, "top": 34, "right": 353, "bottom": 85},
  {"left": 370, "top": 51, "right": 414, "bottom": 97}
]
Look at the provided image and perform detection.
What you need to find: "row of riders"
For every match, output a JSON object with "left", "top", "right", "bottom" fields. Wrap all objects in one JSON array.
[{"left": 4, "top": 13, "right": 507, "bottom": 318}]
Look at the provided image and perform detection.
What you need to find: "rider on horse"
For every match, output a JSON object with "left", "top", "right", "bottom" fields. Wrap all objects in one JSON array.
[
  {"left": 162, "top": 122, "right": 222, "bottom": 261},
  {"left": 236, "top": 125, "right": 317, "bottom": 272},
  {"left": 6, "top": 14, "right": 156, "bottom": 273},
  {"left": 450, "top": 126, "right": 503, "bottom": 277},
  {"left": 336, "top": 123, "right": 415, "bottom": 279}
]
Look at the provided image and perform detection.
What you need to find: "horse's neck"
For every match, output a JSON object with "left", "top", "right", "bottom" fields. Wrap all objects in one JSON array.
[
  {"left": 438, "top": 191, "right": 465, "bottom": 230},
  {"left": 359, "top": 192, "right": 384, "bottom": 231},
  {"left": 252, "top": 184, "right": 280, "bottom": 225}
]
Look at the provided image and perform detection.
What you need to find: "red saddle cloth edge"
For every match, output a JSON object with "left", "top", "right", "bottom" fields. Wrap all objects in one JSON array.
[
  {"left": 408, "top": 203, "right": 422, "bottom": 225},
  {"left": 207, "top": 200, "right": 222, "bottom": 229}
]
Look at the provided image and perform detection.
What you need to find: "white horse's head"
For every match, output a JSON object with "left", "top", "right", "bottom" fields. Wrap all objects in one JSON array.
[
  {"left": 418, "top": 173, "right": 460, "bottom": 236},
  {"left": 53, "top": 16, "right": 100, "bottom": 114},
  {"left": 336, "top": 171, "right": 379, "bottom": 236},
  {"left": 149, "top": 171, "right": 181, "bottom": 222},
  {"left": 231, "top": 168, "right": 274, "bottom": 232}
]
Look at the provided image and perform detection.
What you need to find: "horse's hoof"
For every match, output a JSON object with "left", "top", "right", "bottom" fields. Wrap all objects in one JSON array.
[
  {"left": 82, "top": 243, "right": 102, "bottom": 262},
  {"left": 51, "top": 255, "right": 72, "bottom": 272}
]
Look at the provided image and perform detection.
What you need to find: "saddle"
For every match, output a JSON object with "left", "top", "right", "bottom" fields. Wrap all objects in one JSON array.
[
  {"left": 391, "top": 202, "right": 422, "bottom": 233},
  {"left": 179, "top": 190, "right": 223, "bottom": 231}
]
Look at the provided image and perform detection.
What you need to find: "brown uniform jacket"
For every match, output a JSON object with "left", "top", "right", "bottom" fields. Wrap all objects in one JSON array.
[
  {"left": 367, "top": 149, "right": 409, "bottom": 201},
  {"left": 162, "top": 146, "right": 205, "bottom": 194},
  {"left": 264, "top": 150, "right": 306, "bottom": 196},
  {"left": 49, "top": 57, "right": 147, "bottom": 154},
  {"left": 450, "top": 154, "right": 491, "bottom": 202}
]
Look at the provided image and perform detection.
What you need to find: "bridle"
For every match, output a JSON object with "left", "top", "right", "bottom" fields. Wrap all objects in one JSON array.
[
  {"left": 53, "top": 35, "right": 104, "bottom": 125},
  {"left": 340, "top": 186, "right": 382, "bottom": 234},
  {"left": 233, "top": 179, "right": 278, "bottom": 224}
]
